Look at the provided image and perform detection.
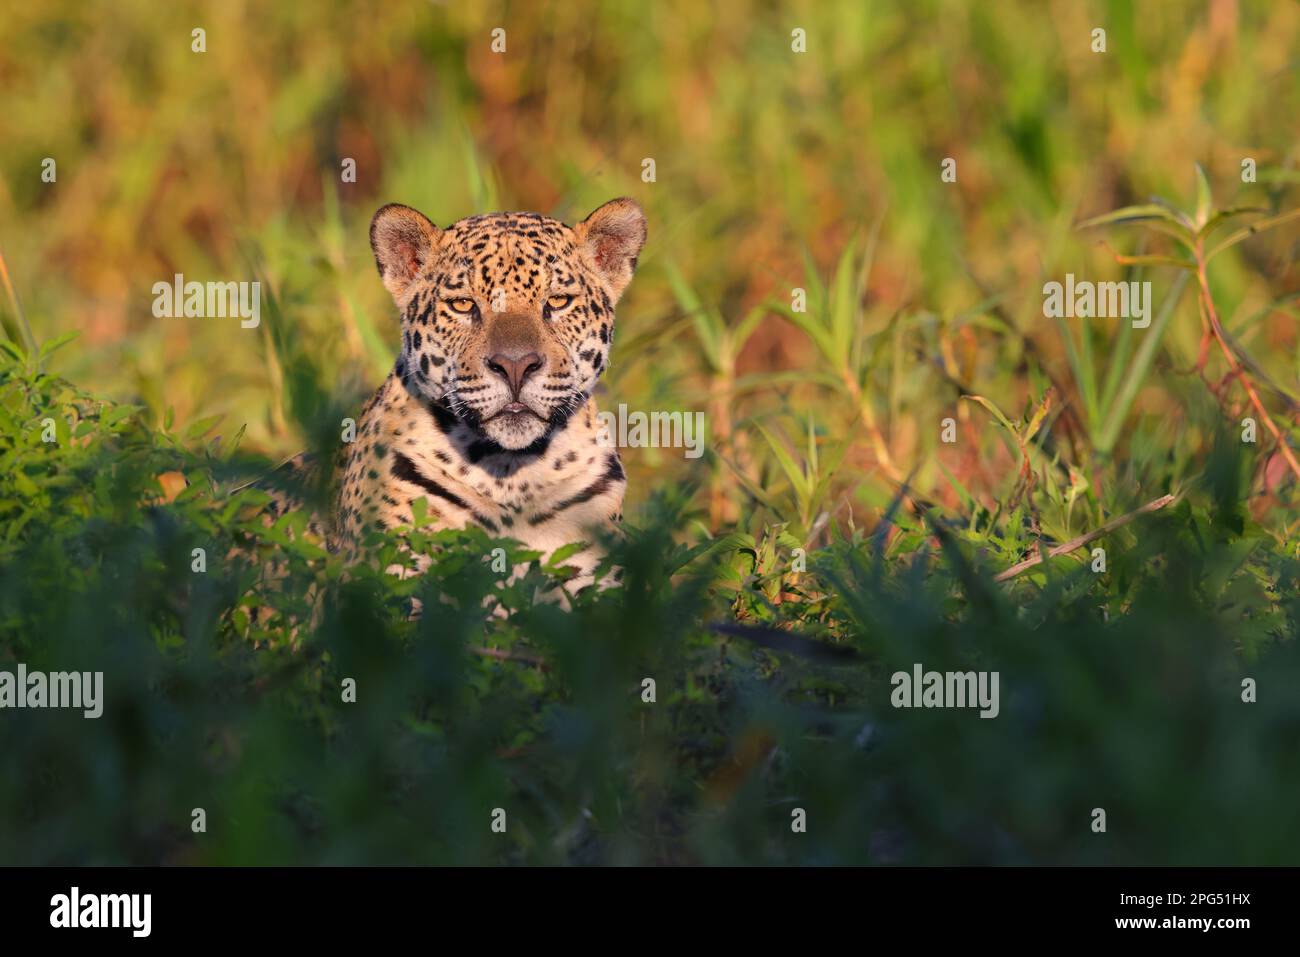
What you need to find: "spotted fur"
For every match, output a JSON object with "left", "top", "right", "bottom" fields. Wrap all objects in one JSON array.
[{"left": 286, "top": 198, "right": 646, "bottom": 591}]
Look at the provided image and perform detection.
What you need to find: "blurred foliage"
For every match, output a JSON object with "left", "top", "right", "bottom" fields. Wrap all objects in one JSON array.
[
  {"left": 1, "top": 342, "right": 1298, "bottom": 865},
  {"left": 3, "top": 0, "right": 1299, "bottom": 522},
  {"left": 1, "top": 0, "right": 1299, "bottom": 864}
]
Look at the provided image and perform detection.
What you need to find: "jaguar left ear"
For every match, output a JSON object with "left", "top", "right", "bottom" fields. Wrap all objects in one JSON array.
[
  {"left": 370, "top": 204, "right": 441, "bottom": 305},
  {"left": 575, "top": 198, "right": 647, "bottom": 304}
]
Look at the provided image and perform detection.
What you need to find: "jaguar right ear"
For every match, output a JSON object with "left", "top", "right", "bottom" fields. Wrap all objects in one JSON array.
[
  {"left": 574, "top": 197, "right": 647, "bottom": 305},
  {"left": 369, "top": 204, "right": 441, "bottom": 305}
]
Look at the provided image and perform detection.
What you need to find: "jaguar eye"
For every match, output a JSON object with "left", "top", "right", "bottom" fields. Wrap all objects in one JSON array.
[
  {"left": 546, "top": 294, "right": 573, "bottom": 311},
  {"left": 446, "top": 298, "right": 476, "bottom": 314}
]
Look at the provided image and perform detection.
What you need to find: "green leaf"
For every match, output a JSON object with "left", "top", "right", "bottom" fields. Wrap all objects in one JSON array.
[
  {"left": 185, "top": 414, "right": 224, "bottom": 440},
  {"left": 102, "top": 404, "right": 142, "bottom": 428},
  {"left": 1077, "top": 204, "right": 1192, "bottom": 236},
  {"left": 12, "top": 469, "right": 38, "bottom": 497},
  {"left": 718, "top": 453, "right": 782, "bottom": 513},
  {"left": 1193, "top": 163, "right": 1212, "bottom": 230},
  {"left": 1022, "top": 388, "right": 1054, "bottom": 443},
  {"left": 807, "top": 440, "right": 850, "bottom": 515},
  {"left": 545, "top": 541, "right": 590, "bottom": 569},
  {"left": 961, "top": 394, "right": 1018, "bottom": 435},
  {"left": 410, "top": 497, "right": 428, "bottom": 527},
  {"left": 669, "top": 531, "right": 754, "bottom": 573},
  {"left": 829, "top": 233, "right": 861, "bottom": 360},
  {"left": 665, "top": 264, "right": 729, "bottom": 374},
  {"left": 961, "top": 394, "right": 1025, "bottom": 463},
  {"left": 1096, "top": 271, "right": 1190, "bottom": 453},
  {"left": 37, "top": 331, "right": 80, "bottom": 361},
  {"left": 1051, "top": 310, "right": 1095, "bottom": 436},
  {"left": 773, "top": 299, "right": 835, "bottom": 365},
  {"left": 731, "top": 306, "right": 768, "bottom": 355},
  {"left": 755, "top": 422, "right": 809, "bottom": 500},
  {"left": 1197, "top": 205, "right": 1267, "bottom": 240},
  {"left": 1205, "top": 207, "right": 1300, "bottom": 261}
]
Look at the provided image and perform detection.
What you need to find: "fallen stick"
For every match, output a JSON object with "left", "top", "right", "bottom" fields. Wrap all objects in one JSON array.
[{"left": 993, "top": 493, "right": 1178, "bottom": 582}]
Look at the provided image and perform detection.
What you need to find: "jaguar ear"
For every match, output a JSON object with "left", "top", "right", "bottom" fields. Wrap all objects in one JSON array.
[
  {"left": 574, "top": 198, "right": 647, "bottom": 304},
  {"left": 370, "top": 204, "right": 441, "bottom": 304}
]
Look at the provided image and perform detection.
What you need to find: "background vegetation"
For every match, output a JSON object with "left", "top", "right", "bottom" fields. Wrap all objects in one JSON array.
[{"left": 1, "top": 0, "right": 1298, "bottom": 864}]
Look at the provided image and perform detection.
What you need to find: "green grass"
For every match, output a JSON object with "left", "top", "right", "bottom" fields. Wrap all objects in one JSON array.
[
  {"left": 1, "top": 0, "right": 1299, "bottom": 864},
  {"left": 1, "top": 336, "right": 1298, "bottom": 865}
]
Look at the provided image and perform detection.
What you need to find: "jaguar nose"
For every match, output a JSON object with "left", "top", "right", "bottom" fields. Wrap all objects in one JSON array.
[{"left": 486, "top": 352, "right": 544, "bottom": 398}]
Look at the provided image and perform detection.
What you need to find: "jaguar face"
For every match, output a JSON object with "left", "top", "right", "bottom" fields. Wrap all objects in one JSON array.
[{"left": 370, "top": 199, "right": 646, "bottom": 451}]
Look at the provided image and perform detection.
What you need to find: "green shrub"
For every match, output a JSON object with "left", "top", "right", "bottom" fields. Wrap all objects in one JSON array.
[{"left": 1, "top": 339, "right": 1296, "bottom": 865}]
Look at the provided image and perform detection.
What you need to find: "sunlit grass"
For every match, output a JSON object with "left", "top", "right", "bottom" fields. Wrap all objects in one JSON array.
[{"left": 1, "top": 0, "right": 1299, "bottom": 865}]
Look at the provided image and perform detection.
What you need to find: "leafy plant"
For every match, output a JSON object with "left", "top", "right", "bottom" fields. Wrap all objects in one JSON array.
[
  {"left": 2, "top": 338, "right": 1298, "bottom": 865},
  {"left": 1079, "top": 165, "right": 1300, "bottom": 479}
]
